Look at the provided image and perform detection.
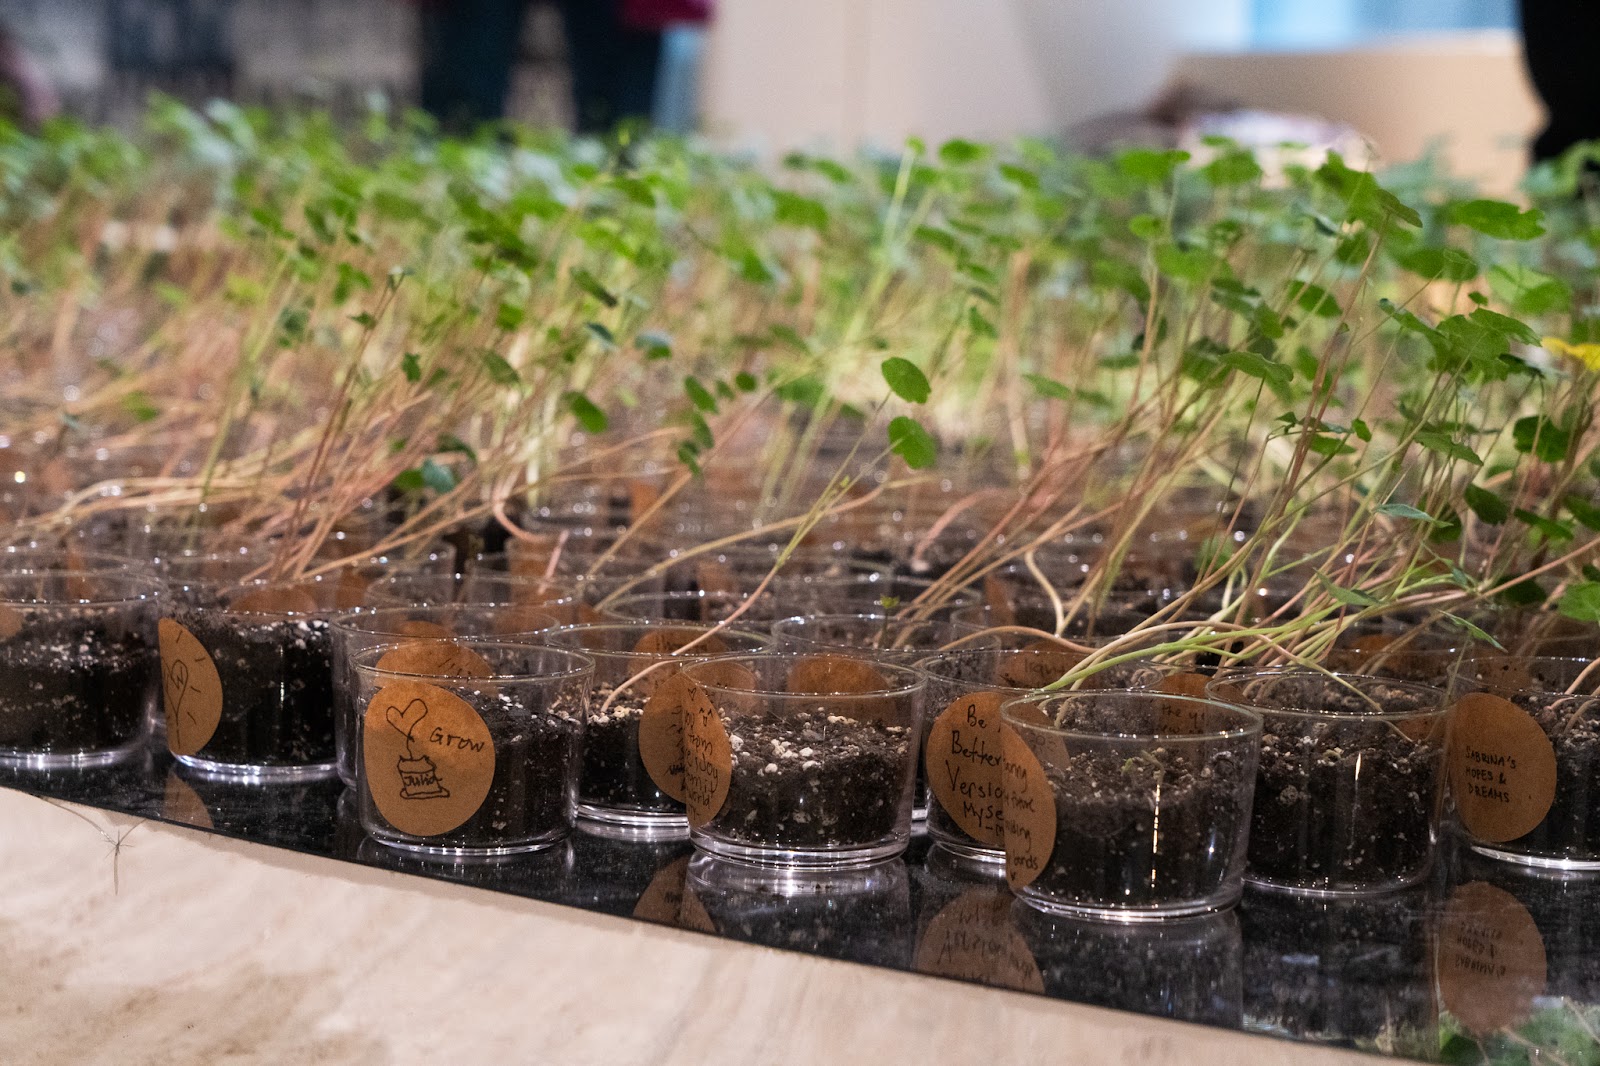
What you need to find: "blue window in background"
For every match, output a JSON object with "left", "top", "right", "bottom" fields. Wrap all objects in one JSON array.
[{"left": 1252, "top": 0, "right": 1516, "bottom": 49}]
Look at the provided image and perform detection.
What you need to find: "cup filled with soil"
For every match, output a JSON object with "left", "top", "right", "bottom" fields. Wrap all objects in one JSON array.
[
  {"left": 772, "top": 612, "right": 954, "bottom": 822},
  {"left": 330, "top": 604, "right": 562, "bottom": 786},
  {"left": 1449, "top": 655, "right": 1600, "bottom": 870},
  {"left": 1001, "top": 689, "right": 1260, "bottom": 919},
  {"left": 354, "top": 641, "right": 592, "bottom": 857},
  {"left": 1210, "top": 671, "right": 1449, "bottom": 895},
  {"left": 549, "top": 621, "right": 768, "bottom": 834},
  {"left": 916, "top": 644, "right": 1206, "bottom": 862},
  {"left": 0, "top": 570, "right": 162, "bottom": 766},
  {"left": 159, "top": 564, "right": 347, "bottom": 778},
  {"left": 672, "top": 652, "right": 927, "bottom": 867}
]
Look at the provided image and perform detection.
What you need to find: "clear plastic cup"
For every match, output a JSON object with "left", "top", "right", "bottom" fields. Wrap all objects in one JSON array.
[
  {"left": 0, "top": 570, "right": 162, "bottom": 766},
  {"left": 1001, "top": 690, "right": 1260, "bottom": 919},
  {"left": 551, "top": 621, "right": 769, "bottom": 833},
  {"left": 1210, "top": 671, "right": 1449, "bottom": 895},
  {"left": 354, "top": 642, "right": 593, "bottom": 857},
  {"left": 676, "top": 652, "right": 927, "bottom": 867},
  {"left": 329, "top": 604, "right": 562, "bottom": 786}
]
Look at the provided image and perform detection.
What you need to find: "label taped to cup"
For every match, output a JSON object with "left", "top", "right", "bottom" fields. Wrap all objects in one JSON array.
[
  {"left": 0, "top": 603, "right": 22, "bottom": 641},
  {"left": 364, "top": 679, "right": 495, "bottom": 837},
  {"left": 376, "top": 639, "right": 494, "bottom": 680},
  {"left": 1449, "top": 692, "right": 1557, "bottom": 843},
  {"left": 926, "top": 691, "right": 1006, "bottom": 847},
  {"left": 159, "top": 618, "right": 224, "bottom": 756},
  {"left": 1000, "top": 724, "right": 1057, "bottom": 890}
]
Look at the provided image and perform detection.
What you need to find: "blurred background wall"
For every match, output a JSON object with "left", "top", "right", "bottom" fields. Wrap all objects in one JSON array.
[{"left": 0, "top": 0, "right": 1546, "bottom": 190}]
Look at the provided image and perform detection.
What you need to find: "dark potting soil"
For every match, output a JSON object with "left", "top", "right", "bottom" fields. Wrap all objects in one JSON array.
[
  {"left": 0, "top": 610, "right": 155, "bottom": 756},
  {"left": 182, "top": 610, "right": 336, "bottom": 767},
  {"left": 1238, "top": 886, "right": 1433, "bottom": 1048},
  {"left": 1502, "top": 696, "right": 1600, "bottom": 859},
  {"left": 1028, "top": 745, "right": 1249, "bottom": 908},
  {"left": 1250, "top": 723, "right": 1443, "bottom": 889},
  {"left": 707, "top": 710, "right": 911, "bottom": 851},
  {"left": 578, "top": 686, "right": 680, "bottom": 815},
  {"left": 365, "top": 689, "right": 581, "bottom": 850}
]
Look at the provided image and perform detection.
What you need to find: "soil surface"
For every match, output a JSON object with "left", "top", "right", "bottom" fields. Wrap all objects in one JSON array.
[
  {"left": 705, "top": 709, "right": 912, "bottom": 851},
  {"left": 0, "top": 608, "right": 155, "bottom": 756}
]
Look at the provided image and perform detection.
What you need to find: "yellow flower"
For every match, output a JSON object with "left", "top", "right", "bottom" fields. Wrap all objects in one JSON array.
[{"left": 1544, "top": 336, "right": 1600, "bottom": 371}]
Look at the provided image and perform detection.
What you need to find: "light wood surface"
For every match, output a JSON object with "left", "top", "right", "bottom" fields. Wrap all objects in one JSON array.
[{"left": 0, "top": 787, "right": 1381, "bottom": 1065}]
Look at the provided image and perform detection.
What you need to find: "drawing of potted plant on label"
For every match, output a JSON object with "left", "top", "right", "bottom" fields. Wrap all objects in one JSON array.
[{"left": 386, "top": 697, "right": 452, "bottom": 800}]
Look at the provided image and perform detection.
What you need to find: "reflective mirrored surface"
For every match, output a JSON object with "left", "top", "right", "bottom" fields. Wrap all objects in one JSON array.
[{"left": 4, "top": 752, "right": 1598, "bottom": 1064}]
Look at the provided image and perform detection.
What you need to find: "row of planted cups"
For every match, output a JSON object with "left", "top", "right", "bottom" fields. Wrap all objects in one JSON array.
[{"left": 2, "top": 546, "right": 1599, "bottom": 922}]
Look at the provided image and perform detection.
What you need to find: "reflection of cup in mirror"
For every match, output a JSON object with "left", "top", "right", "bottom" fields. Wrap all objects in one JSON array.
[
  {"left": 165, "top": 763, "right": 345, "bottom": 852},
  {"left": 563, "top": 824, "right": 694, "bottom": 919},
  {"left": 686, "top": 854, "right": 912, "bottom": 968},
  {"left": 1240, "top": 884, "right": 1437, "bottom": 1054},
  {"left": 1451, "top": 850, "right": 1598, "bottom": 1028},
  {"left": 355, "top": 837, "right": 574, "bottom": 895},
  {"left": 1012, "top": 902, "right": 1243, "bottom": 1027}
]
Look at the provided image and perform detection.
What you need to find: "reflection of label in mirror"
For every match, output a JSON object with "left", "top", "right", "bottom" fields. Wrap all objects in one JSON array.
[
  {"left": 1449, "top": 693, "right": 1557, "bottom": 843},
  {"left": 0, "top": 603, "right": 22, "bottom": 641},
  {"left": 1438, "top": 881, "right": 1546, "bottom": 1034},
  {"left": 363, "top": 680, "right": 495, "bottom": 837},
  {"left": 161, "top": 770, "right": 214, "bottom": 830},
  {"left": 159, "top": 618, "right": 224, "bottom": 756},
  {"left": 631, "top": 854, "right": 715, "bottom": 932},
  {"left": 679, "top": 678, "right": 732, "bottom": 828},
  {"left": 914, "top": 887, "right": 1043, "bottom": 992},
  {"left": 926, "top": 691, "right": 1006, "bottom": 847},
  {"left": 1000, "top": 725, "right": 1056, "bottom": 890}
]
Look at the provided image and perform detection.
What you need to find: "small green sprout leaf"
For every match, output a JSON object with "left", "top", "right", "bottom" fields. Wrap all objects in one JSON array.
[
  {"left": 881, "top": 357, "right": 931, "bottom": 404},
  {"left": 564, "top": 391, "right": 608, "bottom": 433},
  {"left": 888, "top": 416, "right": 938, "bottom": 469}
]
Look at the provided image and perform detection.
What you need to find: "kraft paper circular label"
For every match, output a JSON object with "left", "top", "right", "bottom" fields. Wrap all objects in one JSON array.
[
  {"left": 996, "top": 641, "right": 1082, "bottom": 689},
  {"left": 786, "top": 653, "right": 896, "bottom": 722},
  {"left": 1449, "top": 693, "right": 1557, "bottom": 843},
  {"left": 159, "top": 618, "right": 224, "bottom": 756},
  {"left": 695, "top": 560, "right": 741, "bottom": 597},
  {"left": 1000, "top": 724, "right": 1057, "bottom": 890},
  {"left": 1156, "top": 674, "right": 1221, "bottom": 735},
  {"left": 1438, "top": 881, "right": 1547, "bottom": 1034},
  {"left": 628, "top": 479, "right": 661, "bottom": 526},
  {"left": 914, "top": 888, "right": 1044, "bottom": 992},
  {"left": 335, "top": 568, "right": 370, "bottom": 609},
  {"left": 982, "top": 574, "right": 1017, "bottom": 628},
  {"left": 375, "top": 639, "right": 494, "bottom": 679},
  {"left": 632, "top": 628, "right": 728, "bottom": 657},
  {"left": 679, "top": 676, "right": 733, "bottom": 828},
  {"left": 639, "top": 671, "right": 697, "bottom": 802},
  {"left": 230, "top": 585, "right": 320, "bottom": 614},
  {"left": 396, "top": 619, "right": 454, "bottom": 639},
  {"left": 1157, "top": 671, "right": 1211, "bottom": 699},
  {"left": 363, "top": 680, "right": 495, "bottom": 837},
  {"left": 926, "top": 691, "right": 1006, "bottom": 846},
  {"left": 0, "top": 603, "right": 22, "bottom": 640}
]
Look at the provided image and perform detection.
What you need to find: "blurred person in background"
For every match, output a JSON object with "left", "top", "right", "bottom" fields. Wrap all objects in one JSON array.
[
  {"left": 1519, "top": 0, "right": 1600, "bottom": 163},
  {"left": 0, "top": 23, "right": 58, "bottom": 129},
  {"left": 418, "top": 0, "right": 710, "bottom": 134}
]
